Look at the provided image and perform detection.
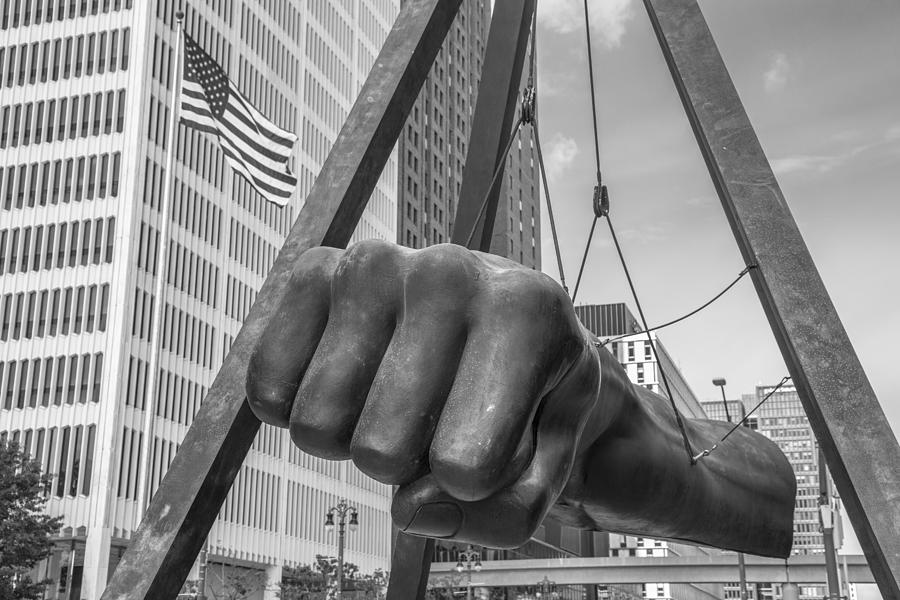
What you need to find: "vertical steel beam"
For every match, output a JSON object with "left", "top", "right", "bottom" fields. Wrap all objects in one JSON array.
[
  {"left": 100, "top": 1, "right": 462, "bottom": 597},
  {"left": 642, "top": 2, "right": 900, "bottom": 597},
  {"left": 450, "top": 0, "right": 536, "bottom": 251}
]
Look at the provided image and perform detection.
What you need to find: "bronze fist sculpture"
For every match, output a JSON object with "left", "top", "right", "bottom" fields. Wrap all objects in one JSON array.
[{"left": 246, "top": 241, "right": 795, "bottom": 557}]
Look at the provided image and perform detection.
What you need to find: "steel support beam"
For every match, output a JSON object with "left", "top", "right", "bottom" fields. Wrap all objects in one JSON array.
[
  {"left": 642, "top": 1, "right": 900, "bottom": 598},
  {"left": 450, "top": 0, "right": 536, "bottom": 251},
  {"left": 428, "top": 555, "right": 875, "bottom": 586},
  {"left": 101, "top": 1, "right": 462, "bottom": 597}
]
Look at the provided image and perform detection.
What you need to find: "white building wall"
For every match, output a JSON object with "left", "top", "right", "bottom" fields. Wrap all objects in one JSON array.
[{"left": 1, "top": 0, "right": 399, "bottom": 598}]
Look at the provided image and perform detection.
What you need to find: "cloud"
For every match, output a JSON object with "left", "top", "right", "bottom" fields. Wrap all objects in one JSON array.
[
  {"left": 537, "top": 0, "right": 635, "bottom": 48},
  {"left": 772, "top": 131, "right": 900, "bottom": 175},
  {"left": 543, "top": 134, "right": 579, "bottom": 177},
  {"left": 771, "top": 154, "right": 846, "bottom": 174},
  {"left": 763, "top": 53, "right": 790, "bottom": 93},
  {"left": 885, "top": 123, "right": 900, "bottom": 141}
]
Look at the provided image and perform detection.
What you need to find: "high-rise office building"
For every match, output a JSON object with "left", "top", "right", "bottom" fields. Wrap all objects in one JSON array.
[
  {"left": 702, "top": 384, "right": 839, "bottom": 600},
  {"left": 396, "top": 0, "right": 541, "bottom": 270},
  {"left": 0, "top": 1, "right": 400, "bottom": 598},
  {"left": 574, "top": 303, "right": 717, "bottom": 600}
]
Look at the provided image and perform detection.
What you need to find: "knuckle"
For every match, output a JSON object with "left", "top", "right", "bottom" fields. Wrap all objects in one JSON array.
[
  {"left": 245, "top": 362, "right": 293, "bottom": 428},
  {"left": 289, "top": 246, "right": 341, "bottom": 288},
  {"left": 429, "top": 447, "right": 501, "bottom": 503},
  {"left": 333, "top": 240, "right": 403, "bottom": 297},
  {"left": 350, "top": 431, "right": 427, "bottom": 485},
  {"left": 404, "top": 244, "right": 477, "bottom": 299}
]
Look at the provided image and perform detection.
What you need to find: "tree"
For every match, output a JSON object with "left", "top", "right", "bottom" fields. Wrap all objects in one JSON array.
[
  {"left": 205, "top": 565, "right": 268, "bottom": 600},
  {"left": 0, "top": 441, "right": 62, "bottom": 600}
]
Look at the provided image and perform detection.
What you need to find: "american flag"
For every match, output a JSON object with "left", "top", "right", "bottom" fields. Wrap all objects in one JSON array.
[{"left": 179, "top": 32, "right": 297, "bottom": 206}]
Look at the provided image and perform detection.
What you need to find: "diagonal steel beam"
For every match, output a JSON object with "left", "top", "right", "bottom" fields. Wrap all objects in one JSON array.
[
  {"left": 450, "top": 0, "right": 536, "bottom": 251},
  {"left": 101, "top": 0, "right": 462, "bottom": 597},
  {"left": 642, "top": 1, "right": 900, "bottom": 597}
]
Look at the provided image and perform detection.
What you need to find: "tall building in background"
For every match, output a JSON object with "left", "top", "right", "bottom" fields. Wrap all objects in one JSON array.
[
  {"left": 0, "top": 1, "right": 400, "bottom": 598},
  {"left": 702, "top": 383, "right": 840, "bottom": 600},
  {"left": 575, "top": 303, "right": 720, "bottom": 600},
  {"left": 396, "top": 0, "right": 541, "bottom": 270}
]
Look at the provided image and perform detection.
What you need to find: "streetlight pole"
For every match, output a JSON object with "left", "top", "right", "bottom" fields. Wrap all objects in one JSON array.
[
  {"left": 818, "top": 448, "right": 841, "bottom": 600},
  {"left": 455, "top": 546, "right": 482, "bottom": 600},
  {"left": 325, "top": 499, "right": 359, "bottom": 599},
  {"left": 536, "top": 575, "right": 558, "bottom": 599},
  {"left": 713, "top": 378, "right": 748, "bottom": 600}
]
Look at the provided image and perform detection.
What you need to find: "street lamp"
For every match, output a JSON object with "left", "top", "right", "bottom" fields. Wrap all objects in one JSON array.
[
  {"left": 455, "top": 546, "right": 482, "bottom": 600},
  {"left": 712, "top": 378, "right": 747, "bottom": 600},
  {"left": 325, "top": 499, "right": 359, "bottom": 599},
  {"left": 536, "top": 575, "right": 558, "bottom": 599}
]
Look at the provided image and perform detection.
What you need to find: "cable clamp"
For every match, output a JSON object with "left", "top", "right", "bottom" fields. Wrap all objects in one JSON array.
[
  {"left": 593, "top": 184, "right": 609, "bottom": 218},
  {"left": 521, "top": 86, "right": 536, "bottom": 124}
]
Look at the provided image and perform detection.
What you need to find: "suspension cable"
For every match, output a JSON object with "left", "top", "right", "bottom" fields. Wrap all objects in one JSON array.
[
  {"left": 597, "top": 264, "right": 758, "bottom": 347},
  {"left": 693, "top": 376, "right": 792, "bottom": 462},
  {"left": 464, "top": 116, "right": 525, "bottom": 248},
  {"left": 579, "top": 0, "right": 696, "bottom": 463},
  {"left": 605, "top": 214, "right": 697, "bottom": 463}
]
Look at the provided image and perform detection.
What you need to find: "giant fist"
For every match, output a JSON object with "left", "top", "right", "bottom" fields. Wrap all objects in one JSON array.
[{"left": 246, "top": 241, "right": 795, "bottom": 555}]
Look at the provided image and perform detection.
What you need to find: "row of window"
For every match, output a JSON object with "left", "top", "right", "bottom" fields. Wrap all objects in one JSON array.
[
  {"left": 252, "top": 422, "right": 282, "bottom": 458},
  {"left": 255, "top": 0, "right": 302, "bottom": 42},
  {"left": 0, "top": 284, "right": 110, "bottom": 342},
  {"left": 1, "top": 28, "right": 130, "bottom": 88},
  {"left": 241, "top": 4, "right": 299, "bottom": 89},
  {"left": 155, "top": 367, "right": 205, "bottom": 427},
  {"left": 236, "top": 52, "right": 298, "bottom": 135},
  {"left": 1, "top": 152, "right": 122, "bottom": 211},
  {"left": 166, "top": 240, "right": 220, "bottom": 308},
  {"left": 0, "top": 217, "right": 116, "bottom": 275},
  {"left": 1, "top": 0, "right": 133, "bottom": 30},
  {"left": 147, "top": 434, "right": 177, "bottom": 503},
  {"left": 1, "top": 352, "right": 104, "bottom": 409},
  {"left": 228, "top": 218, "right": 277, "bottom": 278},
  {"left": 232, "top": 175, "right": 290, "bottom": 236},
  {"left": 0, "top": 89, "right": 126, "bottom": 149},
  {"left": 160, "top": 302, "right": 216, "bottom": 369},
  {"left": 116, "top": 425, "right": 143, "bottom": 499},
  {"left": 131, "top": 287, "right": 154, "bottom": 341},
  {"left": 142, "top": 159, "right": 223, "bottom": 243},
  {"left": 220, "top": 465, "right": 280, "bottom": 532},
  {"left": 303, "top": 67, "right": 344, "bottom": 133},
  {"left": 224, "top": 274, "right": 257, "bottom": 323},
  {"left": 1, "top": 425, "right": 97, "bottom": 499}
]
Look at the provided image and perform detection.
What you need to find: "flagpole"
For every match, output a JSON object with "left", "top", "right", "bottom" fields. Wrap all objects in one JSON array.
[{"left": 134, "top": 11, "right": 185, "bottom": 520}]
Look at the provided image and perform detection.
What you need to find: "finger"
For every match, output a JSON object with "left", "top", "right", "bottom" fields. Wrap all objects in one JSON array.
[
  {"left": 429, "top": 270, "right": 583, "bottom": 502},
  {"left": 350, "top": 246, "right": 474, "bottom": 485},
  {"left": 246, "top": 247, "right": 341, "bottom": 427},
  {"left": 393, "top": 348, "right": 600, "bottom": 548},
  {"left": 289, "top": 240, "right": 402, "bottom": 460}
]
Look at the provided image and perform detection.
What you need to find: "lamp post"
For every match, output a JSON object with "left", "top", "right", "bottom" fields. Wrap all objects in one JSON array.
[
  {"left": 455, "top": 545, "right": 482, "bottom": 600},
  {"left": 325, "top": 499, "right": 359, "bottom": 599},
  {"left": 536, "top": 575, "right": 558, "bottom": 599},
  {"left": 712, "top": 378, "right": 747, "bottom": 600}
]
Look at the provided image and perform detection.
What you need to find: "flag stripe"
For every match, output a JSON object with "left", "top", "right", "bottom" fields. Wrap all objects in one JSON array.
[
  {"left": 220, "top": 144, "right": 293, "bottom": 201},
  {"left": 183, "top": 82, "right": 294, "bottom": 166},
  {"left": 179, "top": 32, "right": 297, "bottom": 206}
]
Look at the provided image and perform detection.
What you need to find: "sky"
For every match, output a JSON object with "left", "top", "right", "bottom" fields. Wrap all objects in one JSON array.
[{"left": 527, "top": 0, "right": 900, "bottom": 439}]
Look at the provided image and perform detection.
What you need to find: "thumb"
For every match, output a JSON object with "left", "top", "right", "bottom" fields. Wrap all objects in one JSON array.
[{"left": 391, "top": 355, "right": 599, "bottom": 548}]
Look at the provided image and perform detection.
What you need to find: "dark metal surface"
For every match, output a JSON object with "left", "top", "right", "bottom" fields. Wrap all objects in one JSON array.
[
  {"left": 449, "top": 0, "right": 536, "bottom": 251},
  {"left": 386, "top": 535, "right": 435, "bottom": 600},
  {"left": 643, "top": 1, "right": 900, "bottom": 596},
  {"left": 387, "top": 2, "right": 537, "bottom": 596},
  {"left": 100, "top": 0, "right": 462, "bottom": 597}
]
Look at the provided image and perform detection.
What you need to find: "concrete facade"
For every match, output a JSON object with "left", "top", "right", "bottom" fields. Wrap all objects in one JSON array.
[{"left": 0, "top": 1, "right": 400, "bottom": 597}]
